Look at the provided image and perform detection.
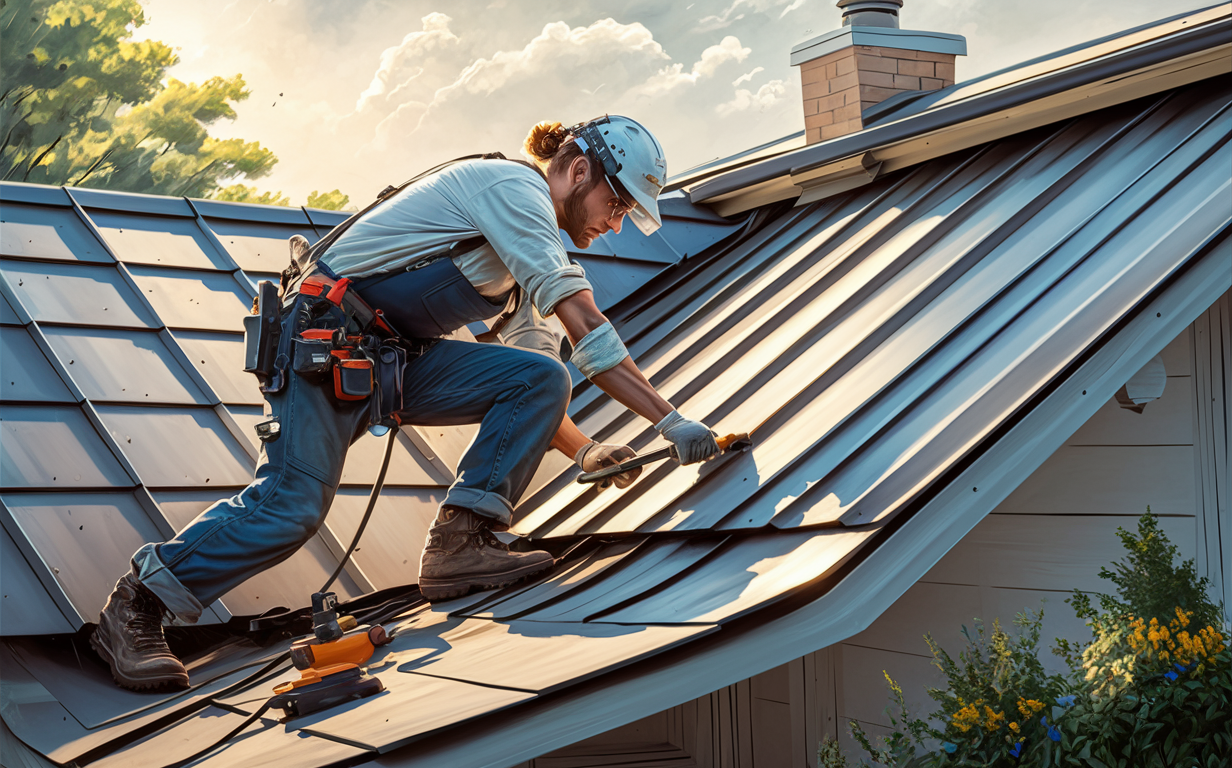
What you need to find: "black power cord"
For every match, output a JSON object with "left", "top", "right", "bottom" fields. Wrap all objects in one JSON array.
[{"left": 320, "top": 424, "right": 399, "bottom": 593}]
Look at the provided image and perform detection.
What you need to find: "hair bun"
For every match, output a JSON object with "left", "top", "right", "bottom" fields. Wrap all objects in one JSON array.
[{"left": 524, "top": 121, "right": 568, "bottom": 166}]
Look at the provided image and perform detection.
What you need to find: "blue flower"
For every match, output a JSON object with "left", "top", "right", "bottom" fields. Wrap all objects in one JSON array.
[
  {"left": 1174, "top": 663, "right": 1188, "bottom": 672},
  {"left": 1165, "top": 671, "right": 1179, "bottom": 681},
  {"left": 942, "top": 742, "right": 957, "bottom": 754},
  {"left": 1040, "top": 716, "right": 1061, "bottom": 742},
  {"left": 1010, "top": 741, "right": 1023, "bottom": 758},
  {"left": 1056, "top": 695, "right": 1076, "bottom": 707}
]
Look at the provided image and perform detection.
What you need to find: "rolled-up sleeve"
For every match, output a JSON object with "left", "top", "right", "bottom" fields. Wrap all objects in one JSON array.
[{"left": 467, "top": 173, "right": 592, "bottom": 316}]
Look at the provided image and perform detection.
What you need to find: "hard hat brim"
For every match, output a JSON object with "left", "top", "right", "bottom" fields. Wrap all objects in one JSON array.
[{"left": 626, "top": 200, "right": 661, "bottom": 236}]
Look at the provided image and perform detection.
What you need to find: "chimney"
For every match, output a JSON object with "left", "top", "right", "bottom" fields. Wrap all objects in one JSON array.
[{"left": 791, "top": 0, "right": 966, "bottom": 143}]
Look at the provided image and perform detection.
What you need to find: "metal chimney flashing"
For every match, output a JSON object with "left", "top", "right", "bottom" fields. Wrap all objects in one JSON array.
[{"left": 789, "top": 26, "right": 967, "bottom": 66}]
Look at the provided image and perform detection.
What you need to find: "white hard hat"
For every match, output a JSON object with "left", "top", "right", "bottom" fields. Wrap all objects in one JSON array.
[{"left": 568, "top": 115, "right": 667, "bottom": 236}]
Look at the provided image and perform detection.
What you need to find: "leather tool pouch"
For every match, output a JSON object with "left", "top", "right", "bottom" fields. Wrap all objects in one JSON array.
[
  {"left": 373, "top": 343, "right": 408, "bottom": 419},
  {"left": 333, "top": 356, "right": 373, "bottom": 401},
  {"left": 291, "top": 329, "right": 336, "bottom": 378},
  {"left": 244, "top": 280, "right": 283, "bottom": 388}
]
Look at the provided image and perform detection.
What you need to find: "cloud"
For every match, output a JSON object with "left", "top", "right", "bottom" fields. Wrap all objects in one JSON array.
[
  {"left": 717, "top": 78, "right": 787, "bottom": 115},
  {"left": 355, "top": 13, "right": 459, "bottom": 113},
  {"left": 632, "top": 35, "right": 750, "bottom": 98},
  {"left": 732, "top": 66, "right": 764, "bottom": 87},
  {"left": 698, "top": 0, "right": 804, "bottom": 31}
]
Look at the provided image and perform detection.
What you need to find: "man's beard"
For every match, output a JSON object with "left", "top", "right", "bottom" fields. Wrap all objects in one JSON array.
[{"left": 559, "top": 178, "right": 599, "bottom": 247}]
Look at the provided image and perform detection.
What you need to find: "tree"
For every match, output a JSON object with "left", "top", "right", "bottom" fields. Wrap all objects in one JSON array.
[{"left": 1, "top": 0, "right": 350, "bottom": 209}]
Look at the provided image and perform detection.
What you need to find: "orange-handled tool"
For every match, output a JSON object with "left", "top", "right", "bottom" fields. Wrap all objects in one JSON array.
[{"left": 576, "top": 432, "right": 751, "bottom": 485}]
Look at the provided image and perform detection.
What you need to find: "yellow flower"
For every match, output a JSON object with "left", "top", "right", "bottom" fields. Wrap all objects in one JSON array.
[{"left": 1009, "top": 722, "right": 1020, "bottom": 733}]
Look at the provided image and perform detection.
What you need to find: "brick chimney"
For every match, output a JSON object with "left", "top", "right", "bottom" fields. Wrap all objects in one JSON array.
[{"left": 791, "top": 0, "right": 966, "bottom": 143}]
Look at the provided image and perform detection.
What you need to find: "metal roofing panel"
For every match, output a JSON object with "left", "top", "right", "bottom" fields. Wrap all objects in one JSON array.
[
  {"left": 504, "top": 538, "right": 728, "bottom": 623},
  {"left": 291, "top": 666, "right": 533, "bottom": 754},
  {"left": 0, "top": 326, "right": 74, "bottom": 403},
  {"left": 324, "top": 487, "right": 444, "bottom": 590},
  {"left": 203, "top": 218, "right": 317, "bottom": 273},
  {"left": 0, "top": 202, "right": 112, "bottom": 263},
  {"left": 0, "top": 291, "right": 20, "bottom": 324},
  {"left": 340, "top": 429, "right": 452, "bottom": 487},
  {"left": 151, "top": 490, "right": 366, "bottom": 615},
  {"left": 87, "top": 212, "right": 233, "bottom": 270},
  {"left": 0, "top": 259, "right": 157, "bottom": 328},
  {"left": 1, "top": 491, "right": 168, "bottom": 624},
  {"left": 95, "top": 405, "right": 253, "bottom": 487},
  {"left": 592, "top": 529, "right": 875, "bottom": 625},
  {"left": 396, "top": 615, "right": 714, "bottom": 693},
  {"left": 0, "top": 523, "right": 75, "bottom": 634},
  {"left": 0, "top": 182, "right": 72, "bottom": 206},
  {"left": 569, "top": 256, "right": 667, "bottom": 311},
  {"left": 70, "top": 188, "right": 194, "bottom": 216},
  {"left": 223, "top": 404, "right": 266, "bottom": 451},
  {"left": 172, "top": 331, "right": 263, "bottom": 406},
  {"left": 0, "top": 405, "right": 131, "bottom": 489},
  {"left": 41, "top": 327, "right": 209, "bottom": 404},
  {"left": 125, "top": 265, "right": 252, "bottom": 332}
]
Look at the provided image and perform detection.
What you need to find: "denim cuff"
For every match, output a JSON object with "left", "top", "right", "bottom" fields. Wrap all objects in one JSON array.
[
  {"left": 131, "top": 543, "right": 205, "bottom": 624},
  {"left": 442, "top": 486, "right": 515, "bottom": 529}
]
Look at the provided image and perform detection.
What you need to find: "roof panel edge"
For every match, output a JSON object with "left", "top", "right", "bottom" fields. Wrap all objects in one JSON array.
[
  {"left": 68, "top": 188, "right": 194, "bottom": 217},
  {"left": 0, "top": 182, "right": 73, "bottom": 207}
]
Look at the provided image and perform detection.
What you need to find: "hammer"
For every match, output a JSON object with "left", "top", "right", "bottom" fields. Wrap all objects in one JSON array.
[{"left": 576, "top": 433, "right": 752, "bottom": 485}]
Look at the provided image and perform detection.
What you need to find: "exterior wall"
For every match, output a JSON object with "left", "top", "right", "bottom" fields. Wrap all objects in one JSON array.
[{"left": 531, "top": 297, "right": 1228, "bottom": 767}]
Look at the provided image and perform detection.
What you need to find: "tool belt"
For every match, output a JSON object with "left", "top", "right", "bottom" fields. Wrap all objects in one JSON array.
[{"left": 244, "top": 268, "right": 424, "bottom": 426}]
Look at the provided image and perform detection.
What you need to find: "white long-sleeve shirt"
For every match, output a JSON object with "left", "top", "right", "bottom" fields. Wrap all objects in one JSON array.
[{"left": 322, "top": 159, "right": 590, "bottom": 319}]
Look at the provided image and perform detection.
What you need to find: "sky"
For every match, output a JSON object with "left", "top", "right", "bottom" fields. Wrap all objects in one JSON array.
[{"left": 132, "top": 0, "right": 1213, "bottom": 207}]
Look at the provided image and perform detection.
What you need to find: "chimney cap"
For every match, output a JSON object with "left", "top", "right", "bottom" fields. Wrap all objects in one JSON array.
[{"left": 837, "top": 0, "right": 903, "bottom": 28}]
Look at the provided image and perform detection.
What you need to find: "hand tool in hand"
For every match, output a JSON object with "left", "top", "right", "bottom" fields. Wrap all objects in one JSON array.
[{"left": 577, "top": 432, "right": 752, "bottom": 485}]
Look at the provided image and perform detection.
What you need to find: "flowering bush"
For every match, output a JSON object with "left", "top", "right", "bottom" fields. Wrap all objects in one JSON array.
[{"left": 820, "top": 511, "right": 1230, "bottom": 768}]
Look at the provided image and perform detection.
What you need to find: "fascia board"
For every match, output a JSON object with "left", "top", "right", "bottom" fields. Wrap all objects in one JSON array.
[
  {"left": 369, "top": 231, "right": 1230, "bottom": 768},
  {"left": 692, "top": 13, "right": 1232, "bottom": 214}
]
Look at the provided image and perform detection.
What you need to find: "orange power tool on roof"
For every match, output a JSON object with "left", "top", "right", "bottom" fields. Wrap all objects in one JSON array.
[{"left": 268, "top": 591, "right": 393, "bottom": 718}]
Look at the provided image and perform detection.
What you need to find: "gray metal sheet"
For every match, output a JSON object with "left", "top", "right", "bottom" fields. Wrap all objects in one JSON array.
[
  {"left": 0, "top": 405, "right": 131, "bottom": 489},
  {"left": 571, "top": 255, "right": 668, "bottom": 311},
  {"left": 173, "top": 331, "right": 263, "bottom": 406},
  {"left": 0, "top": 259, "right": 157, "bottom": 327},
  {"left": 592, "top": 529, "right": 876, "bottom": 625},
  {"left": 88, "top": 211, "right": 232, "bottom": 270},
  {"left": 324, "top": 487, "right": 446, "bottom": 591},
  {"left": 151, "top": 490, "right": 366, "bottom": 616},
  {"left": 203, "top": 218, "right": 317, "bottom": 273},
  {"left": 0, "top": 642, "right": 91, "bottom": 761},
  {"left": 95, "top": 405, "right": 253, "bottom": 487},
  {"left": 394, "top": 614, "right": 714, "bottom": 694},
  {"left": 340, "top": 429, "right": 452, "bottom": 488},
  {"left": 224, "top": 404, "right": 266, "bottom": 451},
  {"left": 291, "top": 665, "right": 533, "bottom": 754},
  {"left": 0, "top": 290, "right": 20, "bottom": 324},
  {"left": 125, "top": 265, "right": 252, "bottom": 332},
  {"left": 0, "top": 202, "right": 111, "bottom": 263},
  {"left": 41, "top": 327, "right": 208, "bottom": 404},
  {"left": 0, "top": 524, "right": 75, "bottom": 634},
  {"left": 0, "top": 182, "right": 73, "bottom": 206},
  {"left": 513, "top": 538, "right": 728, "bottom": 623},
  {"left": 71, "top": 188, "right": 193, "bottom": 217},
  {"left": 0, "top": 326, "right": 74, "bottom": 403},
  {"left": 1, "top": 491, "right": 168, "bottom": 623},
  {"left": 462, "top": 537, "right": 649, "bottom": 620}
]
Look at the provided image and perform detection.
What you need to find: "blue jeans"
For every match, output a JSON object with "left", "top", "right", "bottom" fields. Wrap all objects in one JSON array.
[{"left": 133, "top": 313, "right": 571, "bottom": 622}]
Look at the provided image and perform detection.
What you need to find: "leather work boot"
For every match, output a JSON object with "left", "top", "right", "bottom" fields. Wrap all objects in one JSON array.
[
  {"left": 419, "top": 508, "right": 554, "bottom": 601},
  {"left": 90, "top": 574, "right": 190, "bottom": 691}
]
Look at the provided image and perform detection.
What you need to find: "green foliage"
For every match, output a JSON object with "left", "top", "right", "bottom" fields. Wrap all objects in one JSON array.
[
  {"left": 830, "top": 510, "right": 1229, "bottom": 768},
  {"left": 214, "top": 184, "right": 291, "bottom": 207},
  {"left": 1, "top": 0, "right": 339, "bottom": 207},
  {"left": 306, "top": 189, "right": 351, "bottom": 211}
]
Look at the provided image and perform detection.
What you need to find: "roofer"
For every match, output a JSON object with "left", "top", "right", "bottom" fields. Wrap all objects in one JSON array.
[{"left": 90, "top": 115, "right": 722, "bottom": 691}]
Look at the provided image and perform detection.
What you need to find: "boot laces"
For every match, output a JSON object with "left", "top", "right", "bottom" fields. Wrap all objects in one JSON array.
[{"left": 127, "top": 587, "right": 173, "bottom": 654}]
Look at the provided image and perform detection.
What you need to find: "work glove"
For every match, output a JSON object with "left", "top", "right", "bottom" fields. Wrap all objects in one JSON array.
[
  {"left": 655, "top": 411, "right": 720, "bottom": 465},
  {"left": 574, "top": 442, "right": 641, "bottom": 489}
]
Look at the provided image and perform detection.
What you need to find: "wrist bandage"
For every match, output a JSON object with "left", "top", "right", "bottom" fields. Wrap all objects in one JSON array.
[{"left": 570, "top": 322, "right": 630, "bottom": 379}]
